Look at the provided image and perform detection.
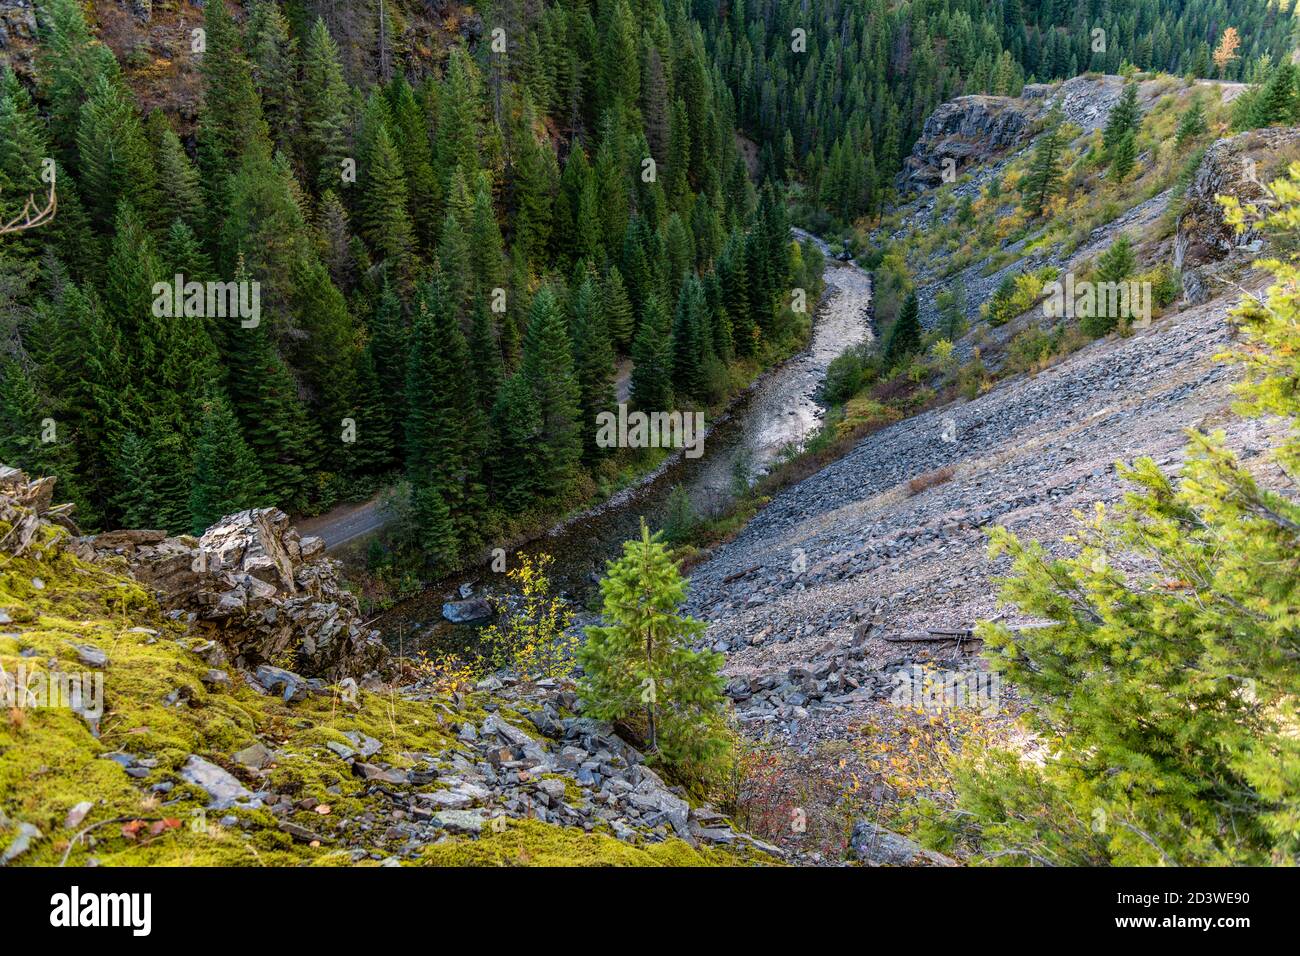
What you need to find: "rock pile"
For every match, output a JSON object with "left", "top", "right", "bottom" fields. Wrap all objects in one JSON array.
[
  {"left": 79, "top": 507, "right": 389, "bottom": 680},
  {"left": 0, "top": 466, "right": 79, "bottom": 555},
  {"left": 118, "top": 672, "right": 778, "bottom": 862}
]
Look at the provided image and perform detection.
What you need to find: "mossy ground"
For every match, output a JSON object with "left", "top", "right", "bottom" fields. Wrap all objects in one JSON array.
[
  {"left": 417, "top": 818, "right": 772, "bottom": 867},
  {"left": 0, "top": 526, "right": 769, "bottom": 866}
]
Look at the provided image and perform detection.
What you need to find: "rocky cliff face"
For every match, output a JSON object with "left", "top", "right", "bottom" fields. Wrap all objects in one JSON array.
[
  {"left": 76, "top": 507, "right": 390, "bottom": 680},
  {"left": 1174, "top": 126, "right": 1300, "bottom": 303},
  {"left": 0, "top": 1, "right": 37, "bottom": 73},
  {"left": 898, "top": 94, "right": 1039, "bottom": 193}
]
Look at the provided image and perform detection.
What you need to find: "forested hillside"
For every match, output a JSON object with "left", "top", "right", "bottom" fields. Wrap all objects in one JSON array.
[
  {"left": 697, "top": 0, "right": 1295, "bottom": 225},
  {"left": 0, "top": 0, "right": 820, "bottom": 575}
]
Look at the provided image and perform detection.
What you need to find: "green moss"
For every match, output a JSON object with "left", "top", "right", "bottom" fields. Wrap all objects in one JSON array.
[
  {"left": 0, "top": 536, "right": 457, "bottom": 866},
  {"left": 540, "top": 772, "right": 585, "bottom": 805},
  {"left": 0, "top": 530, "right": 776, "bottom": 867},
  {"left": 417, "top": 818, "right": 770, "bottom": 867}
]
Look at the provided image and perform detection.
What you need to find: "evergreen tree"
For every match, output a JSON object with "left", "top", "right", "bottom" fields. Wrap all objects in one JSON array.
[
  {"left": 602, "top": 266, "right": 636, "bottom": 351},
  {"left": 928, "top": 169, "right": 1300, "bottom": 865},
  {"left": 224, "top": 314, "right": 317, "bottom": 511},
  {"left": 1109, "top": 128, "right": 1137, "bottom": 182},
  {"left": 301, "top": 18, "right": 352, "bottom": 194},
  {"left": 490, "top": 372, "right": 544, "bottom": 512},
  {"left": 189, "top": 389, "right": 268, "bottom": 533},
  {"left": 1102, "top": 81, "right": 1141, "bottom": 152},
  {"left": 1175, "top": 98, "right": 1208, "bottom": 146},
  {"left": 76, "top": 76, "right": 158, "bottom": 229},
  {"left": 670, "top": 275, "right": 712, "bottom": 400},
  {"left": 404, "top": 280, "right": 485, "bottom": 551},
  {"left": 368, "top": 282, "right": 409, "bottom": 455},
  {"left": 519, "top": 286, "right": 582, "bottom": 497},
  {"left": 1083, "top": 235, "right": 1137, "bottom": 336},
  {"left": 570, "top": 276, "right": 617, "bottom": 463},
  {"left": 882, "top": 290, "right": 921, "bottom": 368},
  {"left": 146, "top": 111, "right": 205, "bottom": 232},
  {"left": 631, "top": 292, "right": 674, "bottom": 412},
  {"left": 360, "top": 120, "right": 416, "bottom": 284},
  {"left": 1021, "top": 107, "right": 1065, "bottom": 218},
  {"left": 578, "top": 520, "right": 727, "bottom": 763}
]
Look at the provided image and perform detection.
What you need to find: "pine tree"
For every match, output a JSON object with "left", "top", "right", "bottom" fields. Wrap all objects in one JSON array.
[
  {"left": 189, "top": 389, "right": 267, "bottom": 533},
  {"left": 468, "top": 179, "right": 506, "bottom": 301},
  {"left": 511, "top": 101, "right": 557, "bottom": 269},
  {"left": 1175, "top": 98, "right": 1208, "bottom": 146},
  {"left": 490, "top": 372, "right": 544, "bottom": 511},
  {"left": 519, "top": 286, "right": 582, "bottom": 497},
  {"left": 602, "top": 266, "right": 636, "bottom": 351},
  {"left": 631, "top": 292, "right": 674, "bottom": 412},
  {"left": 346, "top": 344, "right": 396, "bottom": 476},
  {"left": 245, "top": 0, "right": 300, "bottom": 155},
  {"left": 578, "top": 520, "right": 727, "bottom": 763},
  {"left": 1083, "top": 235, "right": 1137, "bottom": 336},
  {"left": 570, "top": 275, "right": 617, "bottom": 463},
  {"left": 404, "top": 279, "right": 485, "bottom": 549},
  {"left": 928, "top": 168, "right": 1300, "bottom": 865},
  {"left": 882, "top": 290, "right": 921, "bottom": 368},
  {"left": 195, "top": 0, "right": 270, "bottom": 227},
  {"left": 360, "top": 121, "right": 416, "bottom": 285},
  {"left": 1103, "top": 81, "right": 1141, "bottom": 152},
  {"left": 0, "top": 357, "right": 85, "bottom": 513},
  {"left": 146, "top": 111, "right": 205, "bottom": 232},
  {"left": 467, "top": 299, "right": 504, "bottom": 417},
  {"left": 38, "top": 0, "right": 120, "bottom": 156},
  {"left": 671, "top": 275, "right": 712, "bottom": 401},
  {"left": 367, "top": 282, "right": 408, "bottom": 456},
  {"left": 385, "top": 74, "right": 438, "bottom": 252},
  {"left": 1250, "top": 61, "right": 1298, "bottom": 127},
  {"left": 224, "top": 314, "right": 317, "bottom": 511},
  {"left": 1021, "top": 108, "right": 1065, "bottom": 218},
  {"left": 1109, "top": 128, "right": 1137, "bottom": 182},
  {"left": 301, "top": 18, "right": 352, "bottom": 194},
  {"left": 76, "top": 76, "right": 158, "bottom": 229}
]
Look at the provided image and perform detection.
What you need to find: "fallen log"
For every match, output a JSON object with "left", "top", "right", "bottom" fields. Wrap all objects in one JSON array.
[
  {"left": 722, "top": 564, "right": 761, "bottom": 584},
  {"left": 884, "top": 632, "right": 981, "bottom": 643}
]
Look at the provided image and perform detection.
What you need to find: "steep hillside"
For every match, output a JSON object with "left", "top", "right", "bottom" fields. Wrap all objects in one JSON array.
[{"left": 682, "top": 75, "right": 1296, "bottom": 862}]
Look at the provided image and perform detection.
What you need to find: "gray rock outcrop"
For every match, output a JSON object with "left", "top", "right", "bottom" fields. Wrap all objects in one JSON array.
[
  {"left": 898, "top": 94, "right": 1038, "bottom": 193},
  {"left": 1174, "top": 126, "right": 1300, "bottom": 303},
  {"left": 82, "top": 507, "right": 389, "bottom": 680}
]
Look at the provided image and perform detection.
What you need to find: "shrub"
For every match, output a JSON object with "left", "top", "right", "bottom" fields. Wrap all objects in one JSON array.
[{"left": 907, "top": 465, "right": 956, "bottom": 496}]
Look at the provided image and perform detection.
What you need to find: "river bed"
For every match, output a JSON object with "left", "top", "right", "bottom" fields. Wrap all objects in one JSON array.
[{"left": 375, "top": 235, "right": 874, "bottom": 654}]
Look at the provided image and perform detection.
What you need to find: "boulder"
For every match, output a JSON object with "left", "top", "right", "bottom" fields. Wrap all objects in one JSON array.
[
  {"left": 849, "top": 820, "right": 956, "bottom": 867},
  {"left": 180, "top": 755, "right": 254, "bottom": 810},
  {"left": 442, "top": 597, "right": 493, "bottom": 624}
]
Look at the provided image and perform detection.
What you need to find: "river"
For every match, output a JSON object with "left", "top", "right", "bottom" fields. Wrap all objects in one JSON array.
[{"left": 374, "top": 232, "right": 873, "bottom": 653}]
